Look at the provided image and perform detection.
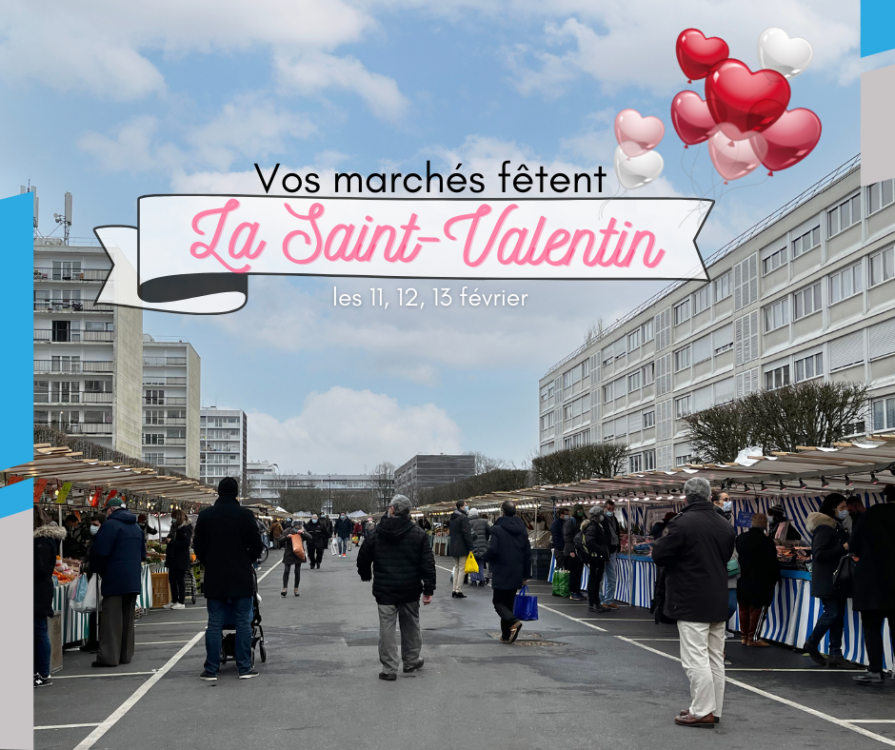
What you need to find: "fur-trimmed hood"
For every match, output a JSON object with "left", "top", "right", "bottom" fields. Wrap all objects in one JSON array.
[
  {"left": 806, "top": 512, "right": 838, "bottom": 533},
  {"left": 34, "top": 524, "right": 68, "bottom": 541}
]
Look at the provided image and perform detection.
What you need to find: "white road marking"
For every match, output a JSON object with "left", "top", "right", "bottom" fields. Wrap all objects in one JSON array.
[
  {"left": 53, "top": 672, "right": 155, "bottom": 679},
  {"left": 136, "top": 621, "right": 208, "bottom": 627},
  {"left": 616, "top": 636, "right": 895, "bottom": 748},
  {"left": 136, "top": 640, "right": 192, "bottom": 645},
  {"left": 35, "top": 723, "right": 100, "bottom": 731},
  {"left": 846, "top": 721, "right": 895, "bottom": 724},
  {"left": 538, "top": 605, "right": 607, "bottom": 632}
]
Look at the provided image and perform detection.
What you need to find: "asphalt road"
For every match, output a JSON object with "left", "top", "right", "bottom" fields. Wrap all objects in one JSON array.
[{"left": 34, "top": 550, "right": 895, "bottom": 750}]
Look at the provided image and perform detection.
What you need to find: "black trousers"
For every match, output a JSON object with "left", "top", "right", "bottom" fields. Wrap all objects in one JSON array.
[
  {"left": 566, "top": 555, "right": 583, "bottom": 595},
  {"left": 283, "top": 562, "right": 302, "bottom": 589},
  {"left": 587, "top": 560, "right": 606, "bottom": 606},
  {"left": 169, "top": 567, "right": 187, "bottom": 604},
  {"left": 310, "top": 547, "right": 325, "bottom": 567},
  {"left": 492, "top": 588, "right": 518, "bottom": 639},
  {"left": 97, "top": 593, "right": 138, "bottom": 666},
  {"left": 861, "top": 610, "right": 895, "bottom": 674}
]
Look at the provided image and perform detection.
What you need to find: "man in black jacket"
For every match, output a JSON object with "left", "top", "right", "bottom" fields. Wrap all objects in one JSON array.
[
  {"left": 193, "top": 478, "right": 265, "bottom": 682},
  {"left": 600, "top": 500, "right": 622, "bottom": 609},
  {"left": 357, "top": 494, "right": 435, "bottom": 681},
  {"left": 550, "top": 506, "right": 569, "bottom": 571},
  {"left": 652, "top": 477, "right": 735, "bottom": 729},
  {"left": 563, "top": 505, "right": 586, "bottom": 601},
  {"left": 448, "top": 499, "right": 476, "bottom": 599},
  {"left": 484, "top": 501, "right": 532, "bottom": 643},
  {"left": 334, "top": 512, "right": 353, "bottom": 558}
]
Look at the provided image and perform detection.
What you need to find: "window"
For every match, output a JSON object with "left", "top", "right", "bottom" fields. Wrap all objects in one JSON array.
[
  {"left": 829, "top": 331, "right": 865, "bottom": 371},
  {"left": 642, "top": 319, "right": 654, "bottom": 343},
  {"left": 842, "top": 420, "right": 866, "bottom": 437},
  {"left": 692, "top": 335, "right": 712, "bottom": 365},
  {"left": 792, "top": 282, "right": 822, "bottom": 320},
  {"left": 794, "top": 353, "right": 823, "bottom": 382},
  {"left": 675, "top": 454, "right": 694, "bottom": 467},
  {"left": 763, "top": 298, "right": 789, "bottom": 332},
  {"left": 642, "top": 361, "right": 655, "bottom": 385},
  {"left": 602, "top": 384, "right": 613, "bottom": 404},
  {"left": 563, "top": 431, "right": 589, "bottom": 449},
  {"left": 829, "top": 262, "right": 863, "bottom": 304},
  {"left": 84, "top": 380, "right": 110, "bottom": 393},
  {"left": 627, "top": 328, "right": 641, "bottom": 351},
  {"left": 540, "top": 383, "right": 555, "bottom": 404},
  {"left": 674, "top": 346, "right": 691, "bottom": 372},
  {"left": 628, "top": 370, "right": 642, "bottom": 391},
  {"left": 144, "top": 410, "right": 165, "bottom": 425},
  {"left": 143, "top": 453, "right": 164, "bottom": 465},
  {"left": 872, "top": 396, "right": 895, "bottom": 432},
  {"left": 602, "top": 346, "right": 614, "bottom": 367},
  {"left": 713, "top": 323, "right": 734, "bottom": 354},
  {"left": 673, "top": 298, "right": 691, "bottom": 325},
  {"left": 867, "top": 178, "right": 895, "bottom": 215},
  {"left": 734, "top": 254, "right": 758, "bottom": 311},
  {"left": 735, "top": 312, "right": 759, "bottom": 365},
  {"left": 642, "top": 410, "right": 656, "bottom": 428},
  {"left": 675, "top": 395, "right": 692, "bottom": 419},
  {"left": 761, "top": 245, "right": 787, "bottom": 275},
  {"left": 34, "top": 380, "right": 48, "bottom": 403},
  {"left": 828, "top": 193, "right": 861, "bottom": 236},
  {"left": 562, "top": 394, "right": 590, "bottom": 422},
  {"left": 714, "top": 272, "right": 732, "bottom": 302},
  {"left": 643, "top": 449, "right": 656, "bottom": 471},
  {"left": 694, "top": 285, "right": 711, "bottom": 314},
  {"left": 562, "top": 362, "right": 586, "bottom": 389},
  {"left": 145, "top": 389, "right": 165, "bottom": 405},
  {"left": 792, "top": 226, "right": 821, "bottom": 258},
  {"left": 540, "top": 412, "right": 555, "bottom": 430},
  {"left": 51, "top": 382, "right": 79, "bottom": 403},
  {"left": 869, "top": 246, "right": 895, "bottom": 286},
  {"left": 628, "top": 453, "right": 643, "bottom": 473},
  {"left": 143, "top": 433, "right": 165, "bottom": 445},
  {"left": 765, "top": 365, "right": 790, "bottom": 391}
]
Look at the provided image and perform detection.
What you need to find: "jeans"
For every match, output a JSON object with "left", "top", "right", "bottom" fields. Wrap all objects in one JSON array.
[
  {"left": 726, "top": 589, "right": 737, "bottom": 625},
  {"left": 861, "top": 610, "right": 895, "bottom": 674},
  {"left": 587, "top": 560, "right": 606, "bottom": 607},
  {"left": 678, "top": 620, "right": 727, "bottom": 719},
  {"left": 601, "top": 553, "right": 618, "bottom": 605},
  {"left": 205, "top": 596, "right": 253, "bottom": 675},
  {"left": 169, "top": 567, "right": 187, "bottom": 605},
  {"left": 35, "top": 615, "right": 51, "bottom": 678},
  {"left": 377, "top": 601, "right": 421, "bottom": 674},
  {"left": 806, "top": 596, "right": 846, "bottom": 656},
  {"left": 338, "top": 537, "right": 349, "bottom": 555},
  {"left": 492, "top": 588, "right": 518, "bottom": 639}
]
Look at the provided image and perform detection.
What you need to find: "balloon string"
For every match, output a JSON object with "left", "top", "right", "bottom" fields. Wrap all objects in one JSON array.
[{"left": 599, "top": 182, "right": 624, "bottom": 221}]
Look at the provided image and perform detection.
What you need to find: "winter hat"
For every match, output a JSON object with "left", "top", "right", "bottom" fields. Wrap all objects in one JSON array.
[
  {"left": 768, "top": 503, "right": 785, "bottom": 517},
  {"left": 572, "top": 503, "right": 585, "bottom": 516},
  {"left": 587, "top": 505, "right": 604, "bottom": 519},
  {"left": 468, "top": 507, "right": 480, "bottom": 518},
  {"left": 105, "top": 498, "right": 125, "bottom": 509},
  {"left": 218, "top": 477, "right": 239, "bottom": 496}
]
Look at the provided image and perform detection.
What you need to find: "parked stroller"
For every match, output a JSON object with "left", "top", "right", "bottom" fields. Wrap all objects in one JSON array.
[{"left": 220, "top": 571, "right": 266, "bottom": 667}]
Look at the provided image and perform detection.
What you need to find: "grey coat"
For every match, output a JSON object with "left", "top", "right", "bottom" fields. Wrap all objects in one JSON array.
[{"left": 470, "top": 517, "right": 491, "bottom": 556}]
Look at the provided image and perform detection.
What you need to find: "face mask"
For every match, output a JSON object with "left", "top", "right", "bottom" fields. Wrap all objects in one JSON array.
[
  {"left": 837, "top": 510, "right": 848, "bottom": 520},
  {"left": 722, "top": 501, "right": 732, "bottom": 512},
  {"left": 89, "top": 525, "right": 100, "bottom": 536},
  {"left": 311, "top": 518, "right": 318, "bottom": 523},
  {"left": 605, "top": 511, "right": 614, "bottom": 517}
]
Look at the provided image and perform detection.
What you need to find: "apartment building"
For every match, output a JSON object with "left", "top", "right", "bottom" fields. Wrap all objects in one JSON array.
[
  {"left": 142, "top": 335, "right": 201, "bottom": 478},
  {"left": 200, "top": 407, "right": 248, "bottom": 489},
  {"left": 539, "top": 156, "right": 895, "bottom": 471},
  {"left": 394, "top": 454, "right": 476, "bottom": 505},
  {"left": 33, "top": 238, "right": 143, "bottom": 457},
  {"left": 248, "top": 466, "right": 394, "bottom": 513}
]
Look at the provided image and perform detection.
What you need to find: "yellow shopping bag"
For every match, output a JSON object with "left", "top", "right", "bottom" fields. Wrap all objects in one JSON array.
[{"left": 464, "top": 552, "right": 479, "bottom": 574}]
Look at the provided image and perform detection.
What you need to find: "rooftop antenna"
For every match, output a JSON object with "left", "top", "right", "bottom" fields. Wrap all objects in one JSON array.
[
  {"left": 20, "top": 182, "right": 40, "bottom": 235},
  {"left": 54, "top": 192, "right": 72, "bottom": 245}
]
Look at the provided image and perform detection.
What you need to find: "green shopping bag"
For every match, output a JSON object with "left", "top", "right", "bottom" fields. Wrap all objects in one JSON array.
[{"left": 552, "top": 570, "right": 570, "bottom": 598}]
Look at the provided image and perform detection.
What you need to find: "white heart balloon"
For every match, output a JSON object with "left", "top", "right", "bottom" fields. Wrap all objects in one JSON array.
[
  {"left": 757, "top": 27, "right": 813, "bottom": 79},
  {"left": 614, "top": 146, "right": 664, "bottom": 190}
]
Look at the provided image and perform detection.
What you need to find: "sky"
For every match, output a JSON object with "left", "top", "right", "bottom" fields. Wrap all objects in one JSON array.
[{"left": 6, "top": 0, "right": 891, "bottom": 474}]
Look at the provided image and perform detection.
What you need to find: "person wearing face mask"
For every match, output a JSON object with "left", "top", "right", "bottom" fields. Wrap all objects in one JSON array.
[
  {"left": 804, "top": 493, "right": 853, "bottom": 668},
  {"left": 562, "top": 504, "right": 586, "bottom": 601},
  {"left": 449, "top": 500, "right": 476, "bottom": 598},
  {"left": 843, "top": 495, "right": 866, "bottom": 534},
  {"left": 307, "top": 514, "right": 329, "bottom": 569},
  {"left": 600, "top": 500, "right": 622, "bottom": 609},
  {"left": 711, "top": 490, "right": 738, "bottom": 639},
  {"left": 335, "top": 512, "right": 354, "bottom": 558},
  {"left": 78, "top": 515, "right": 105, "bottom": 654},
  {"left": 734, "top": 514, "right": 780, "bottom": 647}
]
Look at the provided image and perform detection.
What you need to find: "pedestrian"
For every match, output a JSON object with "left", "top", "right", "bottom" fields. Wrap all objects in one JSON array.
[
  {"left": 469, "top": 507, "right": 491, "bottom": 584},
  {"left": 652, "top": 477, "right": 735, "bottom": 728},
  {"left": 651, "top": 511, "right": 677, "bottom": 540},
  {"left": 353, "top": 520, "right": 364, "bottom": 546},
  {"left": 270, "top": 519, "right": 283, "bottom": 549},
  {"left": 600, "top": 500, "right": 622, "bottom": 609},
  {"left": 767, "top": 503, "right": 801, "bottom": 541},
  {"left": 356, "top": 495, "right": 435, "bottom": 681},
  {"left": 335, "top": 512, "right": 353, "bottom": 557},
  {"left": 550, "top": 506, "right": 569, "bottom": 571},
  {"left": 580, "top": 505, "right": 611, "bottom": 614},
  {"left": 78, "top": 515, "right": 104, "bottom": 654},
  {"left": 164, "top": 509, "right": 193, "bottom": 610},
  {"left": 136, "top": 514, "right": 158, "bottom": 543},
  {"left": 90, "top": 498, "right": 146, "bottom": 668},
  {"left": 711, "top": 490, "right": 738, "bottom": 639},
  {"left": 804, "top": 493, "right": 852, "bottom": 668},
  {"left": 62, "top": 513, "right": 80, "bottom": 558},
  {"left": 484, "top": 501, "right": 531, "bottom": 643},
  {"left": 34, "top": 506, "right": 66, "bottom": 687},
  {"left": 306, "top": 514, "right": 329, "bottom": 569},
  {"left": 281, "top": 522, "right": 311, "bottom": 597},
  {"left": 364, "top": 517, "right": 376, "bottom": 541},
  {"left": 418, "top": 515, "right": 432, "bottom": 532},
  {"left": 843, "top": 495, "right": 866, "bottom": 534},
  {"left": 193, "top": 477, "right": 265, "bottom": 681},
  {"left": 850, "top": 484, "right": 895, "bottom": 686},
  {"left": 320, "top": 514, "right": 336, "bottom": 555},
  {"left": 734, "top": 514, "right": 780, "bottom": 647},
  {"left": 563, "top": 504, "right": 586, "bottom": 601},
  {"left": 449, "top": 499, "right": 476, "bottom": 599}
]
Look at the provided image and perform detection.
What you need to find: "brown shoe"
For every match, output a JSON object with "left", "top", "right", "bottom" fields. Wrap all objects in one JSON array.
[
  {"left": 607, "top": 602, "right": 620, "bottom": 609},
  {"left": 747, "top": 639, "right": 770, "bottom": 648},
  {"left": 741, "top": 637, "right": 749, "bottom": 645},
  {"left": 679, "top": 710, "right": 720, "bottom": 725},
  {"left": 675, "top": 712, "right": 715, "bottom": 728}
]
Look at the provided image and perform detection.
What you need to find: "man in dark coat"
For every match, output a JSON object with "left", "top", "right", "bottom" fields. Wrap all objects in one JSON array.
[
  {"left": 334, "top": 512, "right": 353, "bottom": 557},
  {"left": 652, "top": 477, "right": 735, "bottom": 728},
  {"left": 484, "top": 501, "right": 532, "bottom": 643},
  {"left": 600, "top": 500, "right": 622, "bottom": 609},
  {"left": 90, "top": 498, "right": 147, "bottom": 668},
  {"left": 448, "top": 499, "right": 476, "bottom": 599},
  {"left": 193, "top": 477, "right": 265, "bottom": 681},
  {"left": 562, "top": 505, "right": 586, "bottom": 601},
  {"left": 320, "top": 513, "right": 335, "bottom": 555},
  {"left": 306, "top": 514, "right": 329, "bottom": 569},
  {"left": 550, "top": 506, "right": 569, "bottom": 570},
  {"left": 581, "top": 505, "right": 611, "bottom": 613},
  {"left": 851, "top": 485, "right": 895, "bottom": 685},
  {"left": 357, "top": 494, "right": 435, "bottom": 681},
  {"left": 34, "top": 507, "right": 67, "bottom": 686},
  {"left": 734, "top": 513, "right": 780, "bottom": 645}
]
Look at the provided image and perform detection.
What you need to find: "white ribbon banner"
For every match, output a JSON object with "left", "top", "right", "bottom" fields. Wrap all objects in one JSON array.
[{"left": 94, "top": 195, "right": 713, "bottom": 314}]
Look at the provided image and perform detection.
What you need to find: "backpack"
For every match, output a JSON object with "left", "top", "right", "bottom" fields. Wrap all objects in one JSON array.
[{"left": 573, "top": 527, "right": 601, "bottom": 564}]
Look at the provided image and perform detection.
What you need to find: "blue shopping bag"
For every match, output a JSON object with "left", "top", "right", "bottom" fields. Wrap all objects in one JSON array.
[{"left": 513, "top": 585, "right": 538, "bottom": 621}]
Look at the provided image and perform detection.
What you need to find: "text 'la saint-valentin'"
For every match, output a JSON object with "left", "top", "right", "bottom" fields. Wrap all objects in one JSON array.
[{"left": 189, "top": 199, "right": 668, "bottom": 274}]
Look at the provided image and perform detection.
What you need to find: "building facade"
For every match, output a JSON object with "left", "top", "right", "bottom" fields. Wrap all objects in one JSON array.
[
  {"left": 142, "top": 335, "right": 201, "bottom": 478},
  {"left": 34, "top": 238, "right": 143, "bottom": 457},
  {"left": 200, "top": 407, "right": 248, "bottom": 490},
  {"left": 394, "top": 454, "right": 476, "bottom": 505},
  {"left": 539, "top": 157, "right": 895, "bottom": 470},
  {"left": 247, "top": 466, "right": 394, "bottom": 513}
]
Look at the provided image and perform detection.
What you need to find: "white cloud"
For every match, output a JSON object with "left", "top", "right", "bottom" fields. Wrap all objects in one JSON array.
[
  {"left": 248, "top": 387, "right": 462, "bottom": 473},
  {"left": 275, "top": 52, "right": 410, "bottom": 121},
  {"left": 77, "top": 116, "right": 183, "bottom": 173}
]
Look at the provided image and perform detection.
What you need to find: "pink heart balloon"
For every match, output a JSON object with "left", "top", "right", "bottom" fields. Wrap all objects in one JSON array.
[
  {"left": 759, "top": 108, "right": 822, "bottom": 173},
  {"left": 615, "top": 109, "right": 665, "bottom": 157},
  {"left": 670, "top": 91, "right": 716, "bottom": 146},
  {"left": 707, "top": 128, "right": 767, "bottom": 182}
]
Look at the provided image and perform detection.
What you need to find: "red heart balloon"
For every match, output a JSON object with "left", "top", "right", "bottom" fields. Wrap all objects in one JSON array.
[
  {"left": 759, "top": 108, "right": 822, "bottom": 173},
  {"left": 705, "top": 59, "right": 791, "bottom": 134},
  {"left": 676, "top": 28, "right": 730, "bottom": 82},
  {"left": 670, "top": 90, "right": 717, "bottom": 145}
]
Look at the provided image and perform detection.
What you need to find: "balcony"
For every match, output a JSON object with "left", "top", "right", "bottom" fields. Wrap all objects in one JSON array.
[
  {"left": 34, "top": 300, "right": 113, "bottom": 313},
  {"left": 34, "top": 329, "right": 114, "bottom": 343},
  {"left": 34, "top": 422, "right": 113, "bottom": 436},
  {"left": 142, "top": 377, "right": 187, "bottom": 386},
  {"left": 156, "top": 457, "right": 187, "bottom": 467},
  {"left": 34, "top": 360, "right": 113, "bottom": 373},
  {"left": 143, "top": 357, "right": 187, "bottom": 367},
  {"left": 34, "top": 267, "right": 109, "bottom": 283},
  {"left": 143, "top": 396, "right": 186, "bottom": 405},
  {"left": 144, "top": 418, "right": 187, "bottom": 427},
  {"left": 35, "top": 391, "right": 113, "bottom": 405}
]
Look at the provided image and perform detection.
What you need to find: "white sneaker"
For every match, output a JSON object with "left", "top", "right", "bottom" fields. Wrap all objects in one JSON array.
[
  {"left": 163, "top": 602, "right": 175, "bottom": 610},
  {"left": 171, "top": 603, "right": 186, "bottom": 610}
]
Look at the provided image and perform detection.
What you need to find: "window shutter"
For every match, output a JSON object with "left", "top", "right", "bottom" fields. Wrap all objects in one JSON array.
[
  {"left": 694, "top": 384, "right": 713, "bottom": 412},
  {"left": 674, "top": 441, "right": 692, "bottom": 460},
  {"left": 692, "top": 334, "right": 712, "bottom": 364},
  {"left": 615, "top": 416, "right": 628, "bottom": 437},
  {"left": 657, "top": 399, "right": 673, "bottom": 442},
  {"left": 829, "top": 331, "right": 865, "bottom": 371},
  {"left": 592, "top": 424, "right": 601, "bottom": 443},
  {"left": 713, "top": 323, "right": 733, "bottom": 351},
  {"left": 748, "top": 311, "right": 759, "bottom": 363},
  {"left": 628, "top": 411, "right": 641, "bottom": 435},
  {"left": 657, "top": 445, "right": 674, "bottom": 471},
  {"left": 734, "top": 261, "right": 743, "bottom": 310},
  {"left": 735, "top": 316, "right": 744, "bottom": 366},
  {"left": 869, "top": 319, "right": 895, "bottom": 360},
  {"left": 734, "top": 254, "right": 758, "bottom": 311},
  {"left": 655, "top": 308, "right": 671, "bottom": 351},
  {"left": 747, "top": 254, "right": 758, "bottom": 305},
  {"left": 656, "top": 353, "right": 672, "bottom": 396},
  {"left": 735, "top": 313, "right": 759, "bottom": 365},
  {"left": 714, "top": 377, "right": 734, "bottom": 404}
]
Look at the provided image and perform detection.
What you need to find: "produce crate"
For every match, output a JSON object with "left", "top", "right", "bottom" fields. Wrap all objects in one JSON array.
[
  {"left": 531, "top": 549, "right": 553, "bottom": 581},
  {"left": 151, "top": 572, "right": 171, "bottom": 609}
]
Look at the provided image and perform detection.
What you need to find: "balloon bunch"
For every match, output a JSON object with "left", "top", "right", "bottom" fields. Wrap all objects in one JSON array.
[
  {"left": 613, "top": 109, "right": 666, "bottom": 190},
  {"left": 670, "top": 28, "right": 821, "bottom": 183}
]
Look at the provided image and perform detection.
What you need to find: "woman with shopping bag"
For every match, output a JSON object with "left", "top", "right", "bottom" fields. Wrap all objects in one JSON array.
[
  {"left": 281, "top": 523, "right": 311, "bottom": 597},
  {"left": 484, "top": 501, "right": 532, "bottom": 643}
]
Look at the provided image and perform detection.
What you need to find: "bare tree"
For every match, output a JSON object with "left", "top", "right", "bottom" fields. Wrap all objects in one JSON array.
[
  {"left": 372, "top": 461, "right": 396, "bottom": 512},
  {"left": 468, "top": 452, "right": 512, "bottom": 475},
  {"left": 584, "top": 318, "right": 605, "bottom": 345}
]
